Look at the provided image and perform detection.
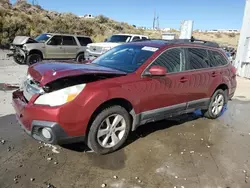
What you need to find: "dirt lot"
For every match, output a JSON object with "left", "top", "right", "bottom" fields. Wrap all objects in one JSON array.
[{"left": 1, "top": 50, "right": 250, "bottom": 188}]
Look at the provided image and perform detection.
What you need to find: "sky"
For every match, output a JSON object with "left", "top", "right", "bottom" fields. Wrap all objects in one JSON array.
[{"left": 11, "top": 0, "right": 246, "bottom": 30}]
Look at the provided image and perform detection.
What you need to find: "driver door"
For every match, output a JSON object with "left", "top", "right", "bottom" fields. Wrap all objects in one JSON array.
[{"left": 45, "top": 35, "right": 65, "bottom": 59}]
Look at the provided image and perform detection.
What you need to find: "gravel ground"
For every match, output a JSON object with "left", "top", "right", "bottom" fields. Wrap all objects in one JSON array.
[{"left": 1, "top": 50, "right": 250, "bottom": 188}]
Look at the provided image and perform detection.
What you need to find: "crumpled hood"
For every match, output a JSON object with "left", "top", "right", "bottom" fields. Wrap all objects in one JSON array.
[
  {"left": 88, "top": 42, "right": 121, "bottom": 48},
  {"left": 12, "top": 36, "right": 38, "bottom": 45},
  {"left": 28, "top": 62, "right": 127, "bottom": 86}
]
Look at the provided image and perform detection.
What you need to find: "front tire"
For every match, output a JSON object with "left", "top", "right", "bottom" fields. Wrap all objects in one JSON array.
[
  {"left": 13, "top": 55, "right": 25, "bottom": 64},
  {"left": 26, "top": 54, "right": 42, "bottom": 66},
  {"left": 87, "top": 106, "right": 131, "bottom": 154},
  {"left": 203, "top": 89, "right": 226, "bottom": 119}
]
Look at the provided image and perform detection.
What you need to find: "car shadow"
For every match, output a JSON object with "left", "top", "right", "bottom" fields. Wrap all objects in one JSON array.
[{"left": 61, "top": 109, "right": 206, "bottom": 153}]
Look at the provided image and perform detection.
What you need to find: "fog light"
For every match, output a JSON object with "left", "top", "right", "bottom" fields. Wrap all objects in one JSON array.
[{"left": 41, "top": 128, "right": 52, "bottom": 140}]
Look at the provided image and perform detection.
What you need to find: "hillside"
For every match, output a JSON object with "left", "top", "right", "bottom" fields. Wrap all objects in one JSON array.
[{"left": 0, "top": 0, "right": 239, "bottom": 48}]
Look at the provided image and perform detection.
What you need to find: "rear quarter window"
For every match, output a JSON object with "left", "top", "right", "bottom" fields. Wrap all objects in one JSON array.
[
  {"left": 209, "top": 50, "right": 229, "bottom": 67},
  {"left": 77, "top": 37, "right": 92, "bottom": 46}
]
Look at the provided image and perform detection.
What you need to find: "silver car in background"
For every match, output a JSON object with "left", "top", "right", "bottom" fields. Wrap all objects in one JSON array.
[{"left": 9, "top": 33, "right": 92, "bottom": 65}]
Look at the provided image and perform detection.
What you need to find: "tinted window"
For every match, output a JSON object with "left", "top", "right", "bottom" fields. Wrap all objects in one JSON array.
[
  {"left": 47, "top": 36, "right": 62, "bottom": 45},
  {"left": 187, "top": 48, "right": 209, "bottom": 70},
  {"left": 62, "top": 36, "right": 77, "bottom": 46},
  {"left": 77, "top": 37, "right": 92, "bottom": 46},
  {"left": 151, "top": 48, "right": 184, "bottom": 73},
  {"left": 142, "top": 37, "right": 148, "bottom": 40},
  {"left": 132, "top": 36, "right": 140, "bottom": 41},
  {"left": 209, "top": 50, "right": 228, "bottom": 67},
  {"left": 92, "top": 45, "right": 156, "bottom": 73},
  {"left": 106, "top": 35, "right": 131, "bottom": 43}
]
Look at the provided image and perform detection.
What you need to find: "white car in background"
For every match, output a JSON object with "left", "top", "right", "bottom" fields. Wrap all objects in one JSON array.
[{"left": 85, "top": 34, "right": 148, "bottom": 60}]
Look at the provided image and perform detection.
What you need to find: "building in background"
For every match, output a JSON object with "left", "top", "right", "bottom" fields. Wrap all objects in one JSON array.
[
  {"left": 79, "top": 14, "right": 95, "bottom": 19},
  {"left": 206, "top": 29, "right": 240, "bottom": 33},
  {"left": 235, "top": 0, "right": 250, "bottom": 78}
]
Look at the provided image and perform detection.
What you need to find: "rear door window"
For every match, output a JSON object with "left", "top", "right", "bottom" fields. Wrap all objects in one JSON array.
[
  {"left": 77, "top": 37, "right": 92, "bottom": 46},
  {"left": 209, "top": 50, "right": 228, "bottom": 67},
  {"left": 62, "top": 36, "right": 77, "bottom": 46},
  {"left": 150, "top": 48, "right": 185, "bottom": 73},
  {"left": 186, "top": 48, "right": 209, "bottom": 70}
]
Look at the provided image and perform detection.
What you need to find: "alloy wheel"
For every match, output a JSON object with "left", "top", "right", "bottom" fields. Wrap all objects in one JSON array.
[
  {"left": 211, "top": 94, "right": 224, "bottom": 116},
  {"left": 97, "top": 114, "right": 126, "bottom": 148}
]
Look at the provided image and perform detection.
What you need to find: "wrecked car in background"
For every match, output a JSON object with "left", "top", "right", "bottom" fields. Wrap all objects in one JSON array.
[
  {"left": 8, "top": 33, "right": 93, "bottom": 65},
  {"left": 85, "top": 33, "right": 148, "bottom": 60}
]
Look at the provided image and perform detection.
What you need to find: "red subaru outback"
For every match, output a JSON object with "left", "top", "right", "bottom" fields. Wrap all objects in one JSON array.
[{"left": 12, "top": 39, "right": 237, "bottom": 154}]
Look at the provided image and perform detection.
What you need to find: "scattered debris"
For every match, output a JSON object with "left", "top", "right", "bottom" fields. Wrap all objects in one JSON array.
[
  {"left": 190, "top": 151, "right": 194, "bottom": 154},
  {"left": 54, "top": 162, "right": 58, "bottom": 165},
  {"left": 181, "top": 186, "right": 185, "bottom": 188},
  {"left": 183, "top": 149, "right": 186, "bottom": 151},
  {"left": 181, "top": 152, "right": 184, "bottom": 155},
  {"left": 175, "top": 176, "right": 178, "bottom": 179},
  {"left": 166, "top": 166, "right": 169, "bottom": 168},
  {"left": 7, "top": 147, "right": 11, "bottom": 152},
  {"left": 184, "top": 178, "right": 187, "bottom": 180},
  {"left": 47, "top": 157, "right": 52, "bottom": 161},
  {"left": 248, "top": 133, "right": 250, "bottom": 136},
  {"left": 201, "top": 138, "right": 204, "bottom": 141},
  {"left": 135, "top": 177, "right": 139, "bottom": 180},
  {"left": 101, "top": 183, "right": 106, "bottom": 187},
  {"left": 43, "top": 143, "right": 60, "bottom": 154},
  {"left": 113, "top": 176, "right": 118, "bottom": 179},
  {"left": 138, "top": 180, "right": 142, "bottom": 183},
  {"left": 30, "top": 178, "right": 35, "bottom": 182},
  {"left": 19, "top": 164, "right": 23, "bottom": 168},
  {"left": 169, "top": 154, "right": 172, "bottom": 156},
  {"left": 243, "top": 170, "right": 247, "bottom": 173},
  {"left": 207, "top": 145, "right": 211, "bottom": 148},
  {"left": 193, "top": 134, "right": 195, "bottom": 136}
]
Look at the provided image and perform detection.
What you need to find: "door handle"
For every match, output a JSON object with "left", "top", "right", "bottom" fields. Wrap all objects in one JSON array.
[
  {"left": 180, "top": 77, "right": 188, "bottom": 83},
  {"left": 211, "top": 72, "right": 219, "bottom": 77}
]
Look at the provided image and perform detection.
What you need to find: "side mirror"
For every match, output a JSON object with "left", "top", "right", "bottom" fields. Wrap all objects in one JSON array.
[{"left": 146, "top": 65, "right": 167, "bottom": 76}]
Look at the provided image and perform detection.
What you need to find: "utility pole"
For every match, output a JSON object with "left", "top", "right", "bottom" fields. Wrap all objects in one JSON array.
[
  {"left": 153, "top": 11, "right": 156, "bottom": 30},
  {"left": 157, "top": 15, "right": 160, "bottom": 30}
]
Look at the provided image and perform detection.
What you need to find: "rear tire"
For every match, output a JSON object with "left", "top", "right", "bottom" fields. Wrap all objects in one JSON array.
[
  {"left": 76, "top": 53, "right": 85, "bottom": 63},
  {"left": 87, "top": 106, "right": 131, "bottom": 154},
  {"left": 27, "top": 54, "right": 42, "bottom": 66},
  {"left": 202, "top": 89, "right": 226, "bottom": 119}
]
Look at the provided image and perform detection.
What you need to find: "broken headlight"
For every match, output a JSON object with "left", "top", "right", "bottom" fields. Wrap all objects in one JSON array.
[{"left": 34, "top": 84, "right": 86, "bottom": 106}]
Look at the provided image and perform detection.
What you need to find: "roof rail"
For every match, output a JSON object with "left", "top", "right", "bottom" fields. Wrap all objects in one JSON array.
[{"left": 167, "top": 38, "right": 219, "bottom": 48}]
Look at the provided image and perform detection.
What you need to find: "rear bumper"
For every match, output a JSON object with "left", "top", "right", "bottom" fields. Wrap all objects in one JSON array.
[{"left": 12, "top": 90, "right": 87, "bottom": 145}]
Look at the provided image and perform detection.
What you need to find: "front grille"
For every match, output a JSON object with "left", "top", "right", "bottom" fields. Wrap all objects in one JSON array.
[
  {"left": 22, "top": 75, "right": 44, "bottom": 101},
  {"left": 89, "top": 46, "right": 103, "bottom": 53}
]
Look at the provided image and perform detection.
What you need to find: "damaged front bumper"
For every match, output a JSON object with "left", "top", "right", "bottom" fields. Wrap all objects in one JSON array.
[
  {"left": 9, "top": 45, "right": 27, "bottom": 63},
  {"left": 12, "top": 90, "right": 86, "bottom": 145}
]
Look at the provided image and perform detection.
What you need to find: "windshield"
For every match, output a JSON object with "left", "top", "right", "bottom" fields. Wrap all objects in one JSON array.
[
  {"left": 35, "top": 34, "right": 52, "bottom": 43},
  {"left": 91, "top": 45, "right": 157, "bottom": 73},
  {"left": 106, "top": 35, "right": 132, "bottom": 43}
]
